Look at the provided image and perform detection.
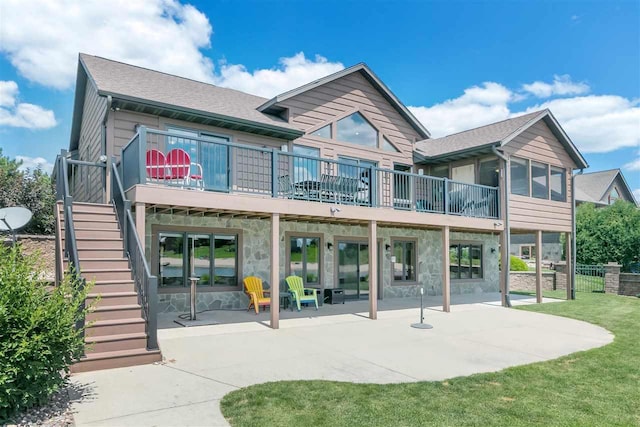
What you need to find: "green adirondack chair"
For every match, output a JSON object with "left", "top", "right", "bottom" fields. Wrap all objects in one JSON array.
[{"left": 285, "top": 275, "right": 318, "bottom": 311}]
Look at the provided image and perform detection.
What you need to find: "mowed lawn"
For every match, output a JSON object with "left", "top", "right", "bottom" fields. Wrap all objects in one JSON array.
[{"left": 220, "top": 293, "right": 640, "bottom": 426}]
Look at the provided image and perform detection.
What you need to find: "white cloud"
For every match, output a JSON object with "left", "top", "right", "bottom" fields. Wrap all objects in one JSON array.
[
  {"left": 523, "top": 96, "right": 640, "bottom": 153},
  {"left": 409, "top": 82, "right": 513, "bottom": 137},
  {"left": 0, "top": 1, "right": 344, "bottom": 98},
  {"left": 0, "top": 81, "right": 57, "bottom": 129},
  {"left": 624, "top": 154, "right": 640, "bottom": 171},
  {"left": 0, "top": 0, "right": 215, "bottom": 89},
  {"left": 16, "top": 155, "right": 54, "bottom": 173},
  {"left": 215, "top": 53, "right": 344, "bottom": 98},
  {"left": 522, "top": 74, "right": 590, "bottom": 98},
  {"left": 409, "top": 77, "right": 639, "bottom": 154},
  {"left": 633, "top": 189, "right": 640, "bottom": 203}
]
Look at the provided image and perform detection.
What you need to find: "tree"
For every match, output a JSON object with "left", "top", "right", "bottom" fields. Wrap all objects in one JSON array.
[
  {"left": 575, "top": 201, "right": 640, "bottom": 271},
  {"left": 0, "top": 149, "right": 56, "bottom": 235}
]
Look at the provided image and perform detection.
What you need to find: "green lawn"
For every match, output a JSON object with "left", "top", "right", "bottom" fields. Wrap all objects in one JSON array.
[{"left": 220, "top": 293, "right": 640, "bottom": 426}]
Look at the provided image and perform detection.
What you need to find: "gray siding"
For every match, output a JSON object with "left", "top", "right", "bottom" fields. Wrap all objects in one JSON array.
[
  {"left": 73, "top": 80, "right": 106, "bottom": 203},
  {"left": 277, "top": 72, "right": 421, "bottom": 169}
]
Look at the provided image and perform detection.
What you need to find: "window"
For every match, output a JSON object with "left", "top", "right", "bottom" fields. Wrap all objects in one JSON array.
[
  {"left": 479, "top": 159, "right": 499, "bottom": 187},
  {"left": 531, "top": 161, "right": 549, "bottom": 199},
  {"left": 609, "top": 188, "right": 620, "bottom": 205},
  {"left": 382, "top": 136, "right": 400, "bottom": 152},
  {"left": 550, "top": 167, "right": 566, "bottom": 202},
  {"left": 166, "top": 126, "right": 230, "bottom": 191},
  {"left": 158, "top": 231, "right": 239, "bottom": 290},
  {"left": 336, "top": 112, "right": 378, "bottom": 148},
  {"left": 520, "top": 245, "right": 536, "bottom": 260},
  {"left": 312, "top": 124, "right": 331, "bottom": 139},
  {"left": 292, "top": 145, "right": 320, "bottom": 182},
  {"left": 430, "top": 165, "right": 449, "bottom": 179},
  {"left": 392, "top": 239, "right": 416, "bottom": 282},
  {"left": 288, "top": 236, "right": 321, "bottom": 285},
  {"left": 337, "top": 156, "right": 377, "bottom": 179},
  {"left": 452, "top": 163, "right": 475, "bottom": 184},
  {"left": 510, "top": 157, "right": 529, "bottom": 196},
  {"left": 449, "top": 243, "right": 483, "bottom": 280}
]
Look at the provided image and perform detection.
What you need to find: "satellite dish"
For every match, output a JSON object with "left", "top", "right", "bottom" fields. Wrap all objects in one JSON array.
[{"left": 0, "top": 207, "right": 33, "bottom": 243}]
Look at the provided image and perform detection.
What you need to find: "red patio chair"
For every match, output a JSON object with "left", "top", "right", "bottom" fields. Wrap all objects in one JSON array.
[
  {"left": 165, "top": 148, "right": 204, "bottom": 190},
  {"left": 146, "top": 149, "right": 167, "bottom": 181}
]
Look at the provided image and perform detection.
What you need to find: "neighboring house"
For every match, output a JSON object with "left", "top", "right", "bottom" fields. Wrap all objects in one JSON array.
[
  {"left": 574, "top": 169, "right": 639, "bottom": 207},
  {"left": 55, "top": 54, "right": 587, "bottom": 371}
]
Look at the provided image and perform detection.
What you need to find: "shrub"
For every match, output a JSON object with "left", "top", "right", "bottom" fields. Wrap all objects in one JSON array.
[
  {"left": 0, "top": 244, "right": 90, "bottom": 421},
  {"left": 498, "top": 254, "right": 530, "bottom": 271},
  {"left": 510, "top": 255, "right": 529, "bottom": 271}
]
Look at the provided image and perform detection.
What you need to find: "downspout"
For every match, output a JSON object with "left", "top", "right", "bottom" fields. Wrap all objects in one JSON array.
[
  {"left": 102, "top": 96, "right": 112, "bottom": 203},
  {"left": 571, "top": 168, "right": 583, "bottom": 300},
  {"left": 492, "top": 145, "right": 512, "bottom": 307}
]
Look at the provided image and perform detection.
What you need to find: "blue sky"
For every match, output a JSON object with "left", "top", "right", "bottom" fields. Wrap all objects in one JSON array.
[{"left": 0, "top": 0, "right": 638, "bottom": 197}]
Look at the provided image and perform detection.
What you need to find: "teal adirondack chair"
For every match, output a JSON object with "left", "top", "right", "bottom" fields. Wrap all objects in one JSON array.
[{"left": 285, "top": 276, "right": 318, "bottom": 311}]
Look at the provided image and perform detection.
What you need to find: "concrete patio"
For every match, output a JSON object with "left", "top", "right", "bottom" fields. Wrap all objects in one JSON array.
[{"left": 71, "top": 294, "right": 613, "bottom": 426}]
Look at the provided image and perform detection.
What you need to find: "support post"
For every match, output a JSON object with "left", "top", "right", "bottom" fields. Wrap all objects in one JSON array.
[
  {"left": 270, "top": 213, "right": 280, "bottom": 329},
  {"left": 368, "top": 220, "right": 378, "bottom": 319},
  {"left": 135, "top": 202, "right": 145, "bottom": 251},
  {"left": 442, "top": 225, "right": 451, "bottom": 312},
  {"left": 565, "top": 232, "right": 573, "bottom": 300},
  {"left": 536, "top": 230, "right": 542, "bottom": 303}
]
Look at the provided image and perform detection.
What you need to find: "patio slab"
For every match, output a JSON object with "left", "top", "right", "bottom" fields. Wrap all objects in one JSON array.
[{"left": 71, "top": 294, "right": 613, "bottom": 427}]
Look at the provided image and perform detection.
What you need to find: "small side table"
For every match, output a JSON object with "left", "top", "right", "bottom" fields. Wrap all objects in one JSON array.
[
  {"left": 324, "top": 288, "right": 345, "bottom": 304},
  {"left": 280, "top": 292, "right": 293, "bottom": 311}
]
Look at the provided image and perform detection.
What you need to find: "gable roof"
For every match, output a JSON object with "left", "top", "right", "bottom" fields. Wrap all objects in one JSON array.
[
  {"left": 257, "top": 63, "right": 431, "bottom": 139},
  {"left": 575, "top": 169, "right": 638, "bottom": 206},
  {"left": 414, "top": 109, "right": 589, "bottom": 169},
  {"left": 70, "top": 54, "right": 304, "bottom": 150}
]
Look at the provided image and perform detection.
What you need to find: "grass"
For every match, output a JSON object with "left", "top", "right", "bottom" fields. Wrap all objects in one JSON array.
[{"left": 220, "top": 293, "right": 640, "bottom": 426}]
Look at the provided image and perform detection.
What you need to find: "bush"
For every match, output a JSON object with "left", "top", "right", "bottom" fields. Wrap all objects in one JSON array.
[
  {"left": 0, "top": 244, "right": 90, "bottom": 421},
  {"left": 498, "top": 254, "right": 530, "bottom": 271},
  {"left": 510, "top": 255, "right": 528, "bottom": 271}
]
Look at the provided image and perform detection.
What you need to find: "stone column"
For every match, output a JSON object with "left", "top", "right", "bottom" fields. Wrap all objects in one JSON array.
[
  {"left": 604, "top": 262, "right": 621, "bottom": 294},
  {"left": 554, "top": 261, "right": 567, "bottom": 291}
]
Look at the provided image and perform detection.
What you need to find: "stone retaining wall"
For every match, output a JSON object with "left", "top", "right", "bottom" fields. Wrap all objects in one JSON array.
[
  {"left": 619, "top": 273, "right": 640, "bottom": 297},
  {"left": 509, "top": 271, "right": 555, "bottom": 292}
]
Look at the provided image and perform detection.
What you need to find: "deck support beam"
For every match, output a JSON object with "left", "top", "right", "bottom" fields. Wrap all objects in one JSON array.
[
  {"left": 368, "top": 220, "right": 378, "bottom": 320},
  {"left": 565, "top": 232, "right": 572, "bottom": 300},
  {"left": 135, "top": 202, "right": 145, "bottom": 251},
  {"left": 442, "top": 225, "right": 451, "bottom": 312},
  {"left": 536, "top": 230, "right": 543, "bottom": 303},
  {"left": 270, "top": 213, "right": 280, "bottom": 329}
]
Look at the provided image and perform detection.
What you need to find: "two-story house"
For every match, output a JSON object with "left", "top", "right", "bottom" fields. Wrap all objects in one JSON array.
[{"left": 56, "top": 54, "right": 587, "bottom": 371}]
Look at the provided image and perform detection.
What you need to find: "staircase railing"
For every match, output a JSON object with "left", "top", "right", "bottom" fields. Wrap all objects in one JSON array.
[
  {"left": 54, "top": 153, "right": 87, "bottom": 337},
  {"left": 111, "top": 159, "right": 159, "bottom": 350}
]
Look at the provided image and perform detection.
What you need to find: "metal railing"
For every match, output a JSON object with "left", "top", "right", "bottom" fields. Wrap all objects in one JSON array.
[
  {"left": 119, "top": 126, "right": 500, "bottom": 219},
  {"left": 575, "top": 264, "right": 605, "bottom": 293},
  {"left": 54, "top": 152, "right": 107, "bottom": 339},
  {"left": 111, "top": 159, "right": 159, "bottom": 350}
]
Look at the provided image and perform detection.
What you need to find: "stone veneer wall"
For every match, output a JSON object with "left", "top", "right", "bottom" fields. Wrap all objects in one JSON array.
[
  {"left": 145, "top": 212, "right": 500, "bottom": 312},
  {"left": 619, "top": 274, "right": 640, "bottom": 297},
  {"left": 509, "top": 272, "right": 555, "bottom": 292}
]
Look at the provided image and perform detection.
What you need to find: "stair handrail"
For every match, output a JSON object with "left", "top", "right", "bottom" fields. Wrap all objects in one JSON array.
[
  {"left": 110, "top": 158, "right": 158, "bottom": 350},
  {"left": 54, "top": 151, "right": 86, "bottom": 336}
]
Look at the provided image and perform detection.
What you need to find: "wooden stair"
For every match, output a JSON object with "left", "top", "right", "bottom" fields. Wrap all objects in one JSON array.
[{"left": 59, "top": 202, "right": 162, "bottom": 372}]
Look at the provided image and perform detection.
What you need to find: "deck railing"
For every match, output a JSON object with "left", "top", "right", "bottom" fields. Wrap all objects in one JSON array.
[{"left": 120, "top": 127, "right": 500, "bottom": 219}]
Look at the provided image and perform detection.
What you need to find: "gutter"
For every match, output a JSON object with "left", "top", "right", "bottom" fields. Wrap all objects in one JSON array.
[
  {"left": 571, "top": 168, "right": 584, "bottom": 300},
  {"left": 492, "top": 145, "right": 512, "bottom": 307}
]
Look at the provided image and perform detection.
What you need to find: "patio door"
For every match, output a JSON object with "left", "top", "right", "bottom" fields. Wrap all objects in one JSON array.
[{"left": 338, "top": 240, "right": 385, "bottom": 299}]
